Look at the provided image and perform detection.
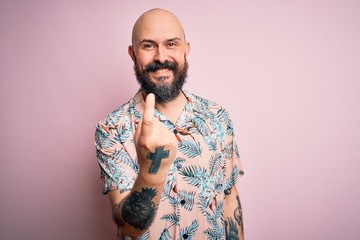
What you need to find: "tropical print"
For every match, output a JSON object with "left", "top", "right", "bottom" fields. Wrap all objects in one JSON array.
[{"left": 95, "top": 90, "right": 244, "bottom": 240}]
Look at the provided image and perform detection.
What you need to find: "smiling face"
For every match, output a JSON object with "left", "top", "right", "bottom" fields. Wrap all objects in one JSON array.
[{"left": 129, "top": 9, "right": 190, "bottom": 103}]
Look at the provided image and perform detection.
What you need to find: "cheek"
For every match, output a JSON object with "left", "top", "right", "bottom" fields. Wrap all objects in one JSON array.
[
  {"left": 136, "top": 53, "right": 154, "bottom": 68},
  {"left": 173, "top": 50, "right": 186, "bottom": 64},
  {"left": 175, "top": 56, "right": 186, "bottom": 67}
]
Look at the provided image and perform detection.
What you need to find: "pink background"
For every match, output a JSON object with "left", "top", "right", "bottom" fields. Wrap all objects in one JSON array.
[{"left": 1, "top": 1, "right": 359, "bottom": 239}]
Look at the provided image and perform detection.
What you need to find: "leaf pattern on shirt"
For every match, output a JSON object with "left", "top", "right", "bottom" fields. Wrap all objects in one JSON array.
[
  {"left": 159, "top": 228, "right": 171, "bottom": 240},
  {"left": 138, "top": 230, "right": 150, "bottom": 240},
  {"left": 226, "top": 118, "right": 234, "bottom": 136},
  {"left": 179, "top": 166, "right": 204, "bottom": 186},
  {"left": 112, "top": 149, "right": 138, "bottom": 173},
  {"left": 203, "top": 200, "right": 225, "bottom": 239},
  {"left": 192, "top": 115, "right": 210, "bottom": 136},
  {"left": 99, "top": 132, "right": 118, "bottom": 149},
  {"left": 161, "top": 213, "right": 180, "bottom": 225},
  {"left": 210, "top": 118, "right": 226, "bottom": 147},
  {"left": 204, "top": 136, "right": 218, "bottom": 151},
  {"left": 216, "top": 108, "right": 228, "bottom": 121},
  {"left": 223, "top": 141, "right": 234, "bottom": 159},
  {"left": 179, "top": 220, "right": 199, "bottom": 240},
  {"left": 97, "top": 149, "right": 134, "bottom": 193},
  {"left": 180, "top": 166, "right": 223, "bottom": 211},
  {"left": 224, "top": 165, "right": 240, "bottom": 193},
  {"left": 95, "top": 125, "right": 108, "bottom": 147},
  {"left": 178, "top": 139, "right": 202, "bottom": 158},
  {"left": 174, "top": 157, "right": 186, "bottom": 169},
  {"left": 95, "top": 90, "right": 244, "bottom": 239},
  {"left": 107, "top": 107, "right": 123, "bottom": 126},
  {"left": 178, "top": 190, "right": 196, "bottom": 211},
  {"left": 115, "top": 119, "right": 132, "bottom": 144},
  {"left": 209, "top": 152, "right": 224, "bottom": 176}
]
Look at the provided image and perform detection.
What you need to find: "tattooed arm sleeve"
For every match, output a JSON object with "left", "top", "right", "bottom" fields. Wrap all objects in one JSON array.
[
  {"left": 112, "top": 187, "right": 158, "bottom": 231},
  {"left": 108, "top": 166, "right": 169, "bottom": 238},
  {"left": 224, "top": 186, "right": 245, "bottom": 240}
]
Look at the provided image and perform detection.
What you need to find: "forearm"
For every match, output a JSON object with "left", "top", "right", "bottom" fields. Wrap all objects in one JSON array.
[
  {"left": 224, "top": 186, "right": 244, "bottom": 240},
  {"left": 111, "top": 93, "right": 178, "bottom": 238},
  {"left": 112, "top": 172, "right": 167, "bottom": 238}
]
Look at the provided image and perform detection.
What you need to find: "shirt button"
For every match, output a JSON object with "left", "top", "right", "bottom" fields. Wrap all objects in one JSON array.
[
  {"left": 224, "top": 189, "right": 231, "bottom": 195},
  {"left": 183, "top": 233, "right": 188, "bottom": 239},
  {"left": 180, "top": 199, "right": 186, "bottom": 205}
]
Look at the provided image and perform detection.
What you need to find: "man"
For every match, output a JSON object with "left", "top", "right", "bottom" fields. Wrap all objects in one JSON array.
[{"left": 95, "top": 8, "right": 244, "bottom": 240}]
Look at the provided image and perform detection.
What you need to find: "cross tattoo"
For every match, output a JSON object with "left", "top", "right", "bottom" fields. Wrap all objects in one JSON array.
[{"left": 147, "top": 146, "right": 170, "bottom": 174}]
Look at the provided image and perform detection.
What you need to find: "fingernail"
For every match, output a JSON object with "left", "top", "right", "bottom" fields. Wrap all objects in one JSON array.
[{"left": 148, "top": 93, "right": 154, "bottom": 99}]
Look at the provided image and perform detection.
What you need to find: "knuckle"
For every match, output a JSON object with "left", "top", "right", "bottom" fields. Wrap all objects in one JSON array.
[{"left": 142, "top": 120, "right": 153, "bottom": 127}]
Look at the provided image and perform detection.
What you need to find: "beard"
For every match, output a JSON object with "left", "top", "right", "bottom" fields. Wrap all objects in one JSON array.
[{"left": 134, "top": 58, "right": 188, "bottom": 103}]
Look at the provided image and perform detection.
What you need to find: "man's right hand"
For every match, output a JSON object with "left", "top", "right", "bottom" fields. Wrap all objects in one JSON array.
[{"left": 134, "top": 93, "right": 178, "bottom": 182}]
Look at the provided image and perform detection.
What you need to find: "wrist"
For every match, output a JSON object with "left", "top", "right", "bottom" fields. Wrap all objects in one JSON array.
[{"left": 136, "top": 170, "right": 168, "bottom": 187}]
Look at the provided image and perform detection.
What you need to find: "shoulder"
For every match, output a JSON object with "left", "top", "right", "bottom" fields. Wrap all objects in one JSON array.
[
  {"left": 94, "top": 94, "right": 142, "bottom": 148},
  {"left": 97, "top": 90, "right": 144, "bottom": 128},
  {"left": 185, "top": 90, "right": 231, "bottom": 122},
  {"left": 97, "top": 98, "right": 133, "bottom": 129}
]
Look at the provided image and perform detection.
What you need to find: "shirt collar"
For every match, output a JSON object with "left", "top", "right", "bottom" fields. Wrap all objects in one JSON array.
[{"left": 132, "top": 89, "right": 208, "bottom": 125}]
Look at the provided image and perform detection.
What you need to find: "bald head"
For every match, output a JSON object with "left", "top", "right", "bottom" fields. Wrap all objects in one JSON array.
[
  {"left": 131, "top": 8, "right": 186, "bottom": 46},
  {"left": 128, "top": 9, "right": 190, "bottom": 104}
]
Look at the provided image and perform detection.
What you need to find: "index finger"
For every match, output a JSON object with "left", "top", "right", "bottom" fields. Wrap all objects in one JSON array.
[{"left": 141, "top": 93, "right": 155, "bottom": 136}]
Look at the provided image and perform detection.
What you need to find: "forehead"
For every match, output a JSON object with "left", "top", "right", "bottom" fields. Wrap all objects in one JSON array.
[
  {"left": 133, "top": 10, "right": 185, "bottom": 43},
  {"left": 137, "top": 24, "right": 183, "bottom": 42}
]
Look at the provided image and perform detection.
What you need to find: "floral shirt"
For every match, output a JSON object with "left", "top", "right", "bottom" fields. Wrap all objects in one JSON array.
[{"left": 95, "top": 90, "right": 244, "bottom": 240}]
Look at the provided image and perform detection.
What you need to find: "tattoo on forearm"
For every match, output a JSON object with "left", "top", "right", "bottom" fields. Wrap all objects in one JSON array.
[
  {"left": 147, "top": 146, "right": 170, "bottom": 174},
  {"left": 225, "top": 217, "right": 240, "bottom": 240},
  {"left": 121, "top": 188, "right": 158, "bottom": 230},
  {"left": 234, "top": 195, "right": 244, "bottom": 234}
]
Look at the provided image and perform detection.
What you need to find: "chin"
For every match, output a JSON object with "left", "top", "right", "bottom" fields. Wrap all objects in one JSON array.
[{"left": 153, "top": 76, "right": 174, "bottom": 84}]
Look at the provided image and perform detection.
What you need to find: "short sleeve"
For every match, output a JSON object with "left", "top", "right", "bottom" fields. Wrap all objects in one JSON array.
[
  {"left": 222, "top": 113, "right": 244, "bottom": 193},
  {"left": 95, "top": 122, "right": 137, "bottom": 194}
]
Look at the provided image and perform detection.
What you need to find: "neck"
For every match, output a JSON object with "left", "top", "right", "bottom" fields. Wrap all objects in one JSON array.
[{"left": 152, "top": 90, "right": 187, "bottom": 124}]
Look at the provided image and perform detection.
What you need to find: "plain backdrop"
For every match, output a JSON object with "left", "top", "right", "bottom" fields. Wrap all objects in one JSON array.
[{"left": 1, "top": 0, "right": 359, "bottom": 239}]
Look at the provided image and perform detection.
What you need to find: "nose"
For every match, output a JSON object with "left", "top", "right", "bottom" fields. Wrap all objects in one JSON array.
[{"left": 153, "top": 46, "right": 168, "bottom": 63}]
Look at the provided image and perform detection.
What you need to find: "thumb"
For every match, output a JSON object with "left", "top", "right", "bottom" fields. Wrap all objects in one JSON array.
[{"left": 141, "top": 93, "right": 155, "bottom": 136}]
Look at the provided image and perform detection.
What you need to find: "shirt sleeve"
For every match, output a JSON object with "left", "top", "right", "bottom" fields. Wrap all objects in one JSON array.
[
  {"left": 95, "top": 121, "right": 137, "bottom": 194},
  {"left": 222, "top": 112, "right": 244, "bottom": 192}
]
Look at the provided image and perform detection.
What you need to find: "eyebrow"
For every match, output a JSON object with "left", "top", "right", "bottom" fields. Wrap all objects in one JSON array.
[
  {"left": 166, "top": 37, "right": 182, "bottom": 42},
  {"left": 138, "top": 37, "right": 182, "bottom": 45}
]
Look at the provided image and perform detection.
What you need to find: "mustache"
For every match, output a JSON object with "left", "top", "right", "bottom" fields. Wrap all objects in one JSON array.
[{"left": 145, "top": 60, "right": 177, "bottom": 72}]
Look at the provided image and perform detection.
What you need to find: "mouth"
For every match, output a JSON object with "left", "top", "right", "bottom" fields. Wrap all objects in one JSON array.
[
  {"left": 153, "top": 68, "right": 171, "bottom": 75},
  {"left": 149, "top": 68, "right": 173, "bottom": 81}
]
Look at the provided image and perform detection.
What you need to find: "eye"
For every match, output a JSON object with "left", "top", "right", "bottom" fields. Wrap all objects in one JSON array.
[
  {"left": 167, "top": 41, "right": 178, "bottom": 48},
  {"left": 140, "top": 42, "right": 156, "bottom": 50}
]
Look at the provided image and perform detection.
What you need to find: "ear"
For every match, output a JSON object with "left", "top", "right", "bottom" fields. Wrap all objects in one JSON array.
[
  {"left": 185, "top": 42, "right": 191, "bottom": 57},
  {"left": 128, "top": 45, "right": 136, "bottom": 62}
]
